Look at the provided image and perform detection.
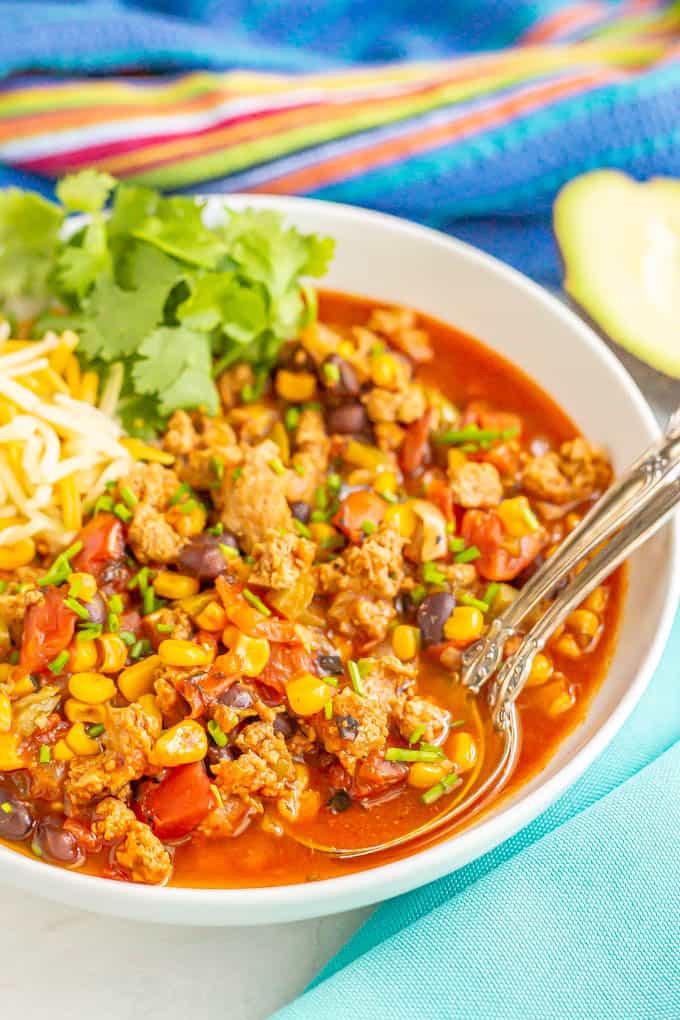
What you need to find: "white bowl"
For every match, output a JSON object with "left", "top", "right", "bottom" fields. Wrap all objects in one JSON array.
[{"left": 2, "top": 196, "right": 677, "bottom": 924}]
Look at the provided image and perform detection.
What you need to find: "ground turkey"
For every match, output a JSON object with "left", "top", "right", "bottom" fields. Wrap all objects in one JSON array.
[
  {"left": 216, "top": 439, "right": 293, "bottom": 551},
  {"left": 93, "top": 798, "right": 171, "bottom": 885},
  {"left": 522, "top": 438, "right": 612, "bottom": 505}
]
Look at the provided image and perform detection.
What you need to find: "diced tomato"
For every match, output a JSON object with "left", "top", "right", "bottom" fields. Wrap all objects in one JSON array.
[
  {"left": 399, "top": 408, "right": 434, "bottom": 475},
  {"left": 483, "top": 440, "right": 520, "bottom": 478},
  {"left": 138, "top": 763, "right": 215, "bottom": 840},
  {"left": 461, "top": 509, "right": 545, "bottom": 581},
  {"left": 353, "top": 752, "right": 408, "bottom": 799},
  {"left": 19, "top": 587, "right": 77, "bottom": 673},
  {"left": 258, "top": 642, "right": 315, "bottom": 695},
  {"left": 71, "top": 513, "right": 126, "bottom": 582},
  {"left": 333, "top": 489, "right": 386, "bottom": 543},
  {"left": 215, "top": 577, "right": 298, "bottom": 643},
  {"left": 426, "top": 478, "right": 455, "bottom": 522}
]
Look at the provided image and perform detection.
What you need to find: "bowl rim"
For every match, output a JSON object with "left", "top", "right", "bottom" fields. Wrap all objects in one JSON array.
[{"left": 2, "top": 193, "right": 677, "bottom": 924}]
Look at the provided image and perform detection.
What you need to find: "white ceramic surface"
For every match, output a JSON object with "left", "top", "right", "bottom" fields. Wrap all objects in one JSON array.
[{"left": 1, "top": 196, "right": 677, "bottom": 925}]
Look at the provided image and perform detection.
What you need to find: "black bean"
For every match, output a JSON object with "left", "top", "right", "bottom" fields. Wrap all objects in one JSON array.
[
  {"left": 289, "top": 501, "right": 311, "bottom": 525},
  {"left": 336, "top": 715, "right": 359, "bottom": 742},
  {"left": 417, "top": 591, "right": 455, "bottom": 647},
  {"left": 326, "top": 790, "right": 352, "bottom": 814},
  {"left": 33, "top": 820, "right": 82, "bottom": 865},
  {"left": 206, "top": 744, "right": 236, "bottom": 768},
  {"left": 273, "top": 711, "right": 298, "bottom": 740},
  {"left": 321, "top": 355, "right": 359, "bottom": 397},
  {"left": 315, "top": 653, "right": 344, "bottom": 677},
  {"left": 83, "top": 591, "right": 107, "bottom": 626},
  {"left": 178, "top": 533, "right": 234, "bottom": 580},
  {"left": 0, "top": 798, "right": 34, "bottom": 841},
  {"left": 326, "top": 402, "right": 368, "bottom": 435},
  {"left": 219, "top": 682, "right": 254, "bottom": 711},
  {"left": 279, "top": 344, "right": 316, "bottom": 374}
]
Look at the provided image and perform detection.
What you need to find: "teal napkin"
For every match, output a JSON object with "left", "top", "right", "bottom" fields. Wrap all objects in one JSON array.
[{"left": 273, "top": 610, "right": 680, "bottom": 1019}]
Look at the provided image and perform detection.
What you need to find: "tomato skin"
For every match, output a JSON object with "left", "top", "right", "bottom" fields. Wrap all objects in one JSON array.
[
  {"left": 461, "top": 509, "right": 545, "bottom": 581},
  {"left": 71, "top": 513, "right": 126, "bottom": 582},
  {"left": 19, "top": 587, "right": 76, "bottom": 673},
  {"left": 258, "top": 642, "right": 315, "bottom": 695},
  {"left": 215, "top": 578, "right": 298, "bottom": 643},
  {"left": 333, "top": 489, "right": 386, "bottom": 543},
  {"left": 139, "top": 763, "right": 215, "bottom": 840},
  {"left": 399, "top": 408, "right": 434, "bottom": 475}
]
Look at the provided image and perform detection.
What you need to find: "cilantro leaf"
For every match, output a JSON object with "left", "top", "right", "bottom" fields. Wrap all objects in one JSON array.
[
  {"left": 78, "top": 275, "right": 170, "bottom": 362},
  {"left": 56, "top": 170, "right": 116, "bottom": 214},
  {"left": 132, "top": 325, "right": 219, "bottom": 416},
  {"left": 132, "top": 197, "right": 227, "bottom": 268},
  {"left": 177, "top": 272, "right": 268, "bottom": 342},
  {"left": 57, "top": 218, "right": 112, "bottom": 299},
  {"left": 0, "top": 190, "right": 63, "bottom": 306}
]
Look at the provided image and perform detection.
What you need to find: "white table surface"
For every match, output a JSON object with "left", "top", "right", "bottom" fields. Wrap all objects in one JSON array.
[{"left": 1, "top": 318, "right": 675, "bottom": 1020}]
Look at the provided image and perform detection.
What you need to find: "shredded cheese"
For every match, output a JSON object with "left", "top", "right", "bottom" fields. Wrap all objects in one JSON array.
[{"left": 0, "top": 329, "right": 132, "bottom": 549}]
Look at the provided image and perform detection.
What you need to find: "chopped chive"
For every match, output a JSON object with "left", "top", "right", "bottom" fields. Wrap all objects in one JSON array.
[
  {"left": 8, "top": 650, "right": 19, "bottom": 665},
  {"left": 380, "top": 490, "right": 399, "bottom": 504},
  {"left": 420, "top": 742, "right": 445, "bottom": 754},
  {"left": 324, "top": 699, "right": 333, "bottom": 720},
  {"left": 39, "top": 745, "right": 52, "bottom": 765},
  {"left": 47, "top": 650, "right": 69, "bottom": 675},
  {"left": 113, "top": 503, "right": 132, "bottom": 523},
  {"left": 522, "top": 504, "right": 541, "bottom": 532},
  {"left": 207, "top": 719, "right": 228, "bottom": 748},
  {"left": 327, "top": 472, "right": 342, "bottom": 493},
  {"left": 323, "top": 361, "right": 341, "bottom": 384},
  {"left": 371, "top": 341, "right": 385, "bottom": 357},
  {"left": 243, "top": 589, "right": 271, "bottom": 616},
  {"left": 268, "top": 458, "right": 286, "bottom": 477},
  {"left": 455, "top": 545, "right": 481, "bottom": 564},
  {"left": 142, "top": 587, "right": 156, "bottom": 616},
  {"left": 120, "top": 486, "right": 138, "bottom": 509},
  {"left": 309, "top": 509, "right": 328, "bottom": 524},
  {"left": 211, "top": 457, "right": 224, "bottom": 482},
  {"left": 93, "top": 495, "right": 114, "bottom": 516},
  {"left": 107, "top": 612, "right": 120, "bottom": 633},
  {"left": 448, "top": 537, "right": 465, "bottom": 553},
  {"left": 77, "top": 624, "right": 102, "bottom": 641},
  {"left": 119, "top": 630, "right": 136, "bottom": 646},
  {"left": 232, "top": 467, "right": 243, "bottom": 482},
  {"left": 64, "top": 541, "right": 83, "bottom": 560},
  {"left": 408, "top": 724, "right": 426, "bottom": 746},
  {"left": 347, "top": 660, "right": 366, "bottom": 697},
  {"left": 284, "top": 406, "right": 300, "bottom": 431},
  {"left": 109, "top": 594, "right": 124, "bottom": 614},
  {"left": 292, "top": 519, "right": 311, "bottom": 539},
  {"left": 422, "top": 561, "right": 446, "bottom": 585},
  {"left": 361, "top": 520, "right": 377, "bottom": 536},
  {"left": 356, "top": 659, "right": 372, "bottom": 678},
  {"left": 65, "top": 597, "right": 92, "bottom": 621},
  {"left": 178, "top": 498, "right": 198, "bottom": 515},
  {"left": 319, "top": 534, "right": 343, "bottom": 550},
  {"left": 293, "top": 462, "right": 306, "bottom": 477},
  {"left": 244, "top": 554, "right": 255, "bottom": 565},
  {"left": 385, "top": 747, "right": 444, "bottom": 763},
  {"left": 68, "top": 575, "right": 82, "bottom": 599},
  {"left": 207, "top": 521, "right": 224, "bottom": 536},
  {"left": 0, "top": 580, "right": 7, "bottom": 594},
  {"left": 38, "top": 554, "right": 72, "bottom": 587},
  {"left": 104, "top": 479, "right": 117, "bottom": 491},
  {"left": 410, "top": 584, "right": 426, "bottom": 605},
  {"left": 435, "top": 425, "right": 519, "bottom": 446},
  {"left": 130, "top": 638, "right": 151, "bottom": 660},
  {"left": 156, "top": 623, "right": 174, "bottom": 633},
  {"left": 219, "top": 543, "right": 240, "bottom": 560},
  {"left": 458, "top": 593, "right": 489, "bottom": 613},
  {"left": 422, "top": 771, "right": 462, "bottom": 805},
  {"left": 449, "top": 719, "right": 466, "bottom": 729},
  {"left": 315, "top": 485, "right": 328, "bottom": 510},
  {"left": 86, "top": 724, "right": 105, "bottom": 738},
  {"left": 169, "top": 482, "right": 191, "bottom": 507},
  {"left": 483, "top": 582, "right": 500, "bottom": 607}
]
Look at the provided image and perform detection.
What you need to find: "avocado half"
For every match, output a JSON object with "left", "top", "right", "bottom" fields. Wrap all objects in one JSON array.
[{"left": 554, "top": 170, "right": 680, "bottom": 378}]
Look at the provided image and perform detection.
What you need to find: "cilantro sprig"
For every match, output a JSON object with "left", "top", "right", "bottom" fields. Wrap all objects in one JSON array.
[{"left": 0, "top": 171, "right": 334, "bottom": 436}]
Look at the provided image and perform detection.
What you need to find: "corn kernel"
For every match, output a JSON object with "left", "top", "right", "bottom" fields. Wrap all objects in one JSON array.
[
  {"left": 178, "top": 591, "right": 215, "bottom": 620},
  {"left": 0, "top": 538, "right": 36, "bottom": 570},
  {"left": 447, "top": 448, "right": 467, "bottom": 474},
  {"left": 444, "top": 606, "right": 484, "bottom": 647},
  {"left": 194, "top": 601, "right": 227, "bottom": 632},
  {"left": 566, "top": 609, "right": 600, "bottom": 639},
  {"left": 0, "top": 690, "right": 11, "bottom": 733},
  {"left": 384, "top": 501, "right": 417, "bottom": 539},
  {"left": 297, "top": 789, "right": 321, "bottom": 821},
  {"left": 497, "top": 496, "right": 540, "bottom": 538},
  {"left": 68, "top": 672, "right": 116, "bottom": 705},
  {"left": 286, "top": 673, "right": 332, "bottom": 716},
  {"left": 584, "top": 586, "right": 608, "bottom": 614},
  {"left": 117, "top": 654, "right": 161, "bottom": 702},
  {"left": 0, "top": 732, "right": 23, "bottom": 771},
  {"left": 554, "top": 633, "right": 582, "bottom": 659},
  {"left": 9, "top": 671, "right": 37, "bottom": 697},
  {"left": 407, "top": 761, "right": 449, "bottom": 789},
  {"left": 53, "top": 738, "right": 75, "bottom": 761},
  {"left": 97, "top": 634, "right": 128, "bottom": 674},
  {"left": 374, "top": 470, "right": 397, "bottom": 498},
  {"left": 66, "top": 722, "right": 100, "bottom": 756},
  {"left": 166, "top": 503, "right": 206, "bottom": 538},
  {"left": 64, "top": 699, "right": 108, "bottom": 725},
  {"left": 158, "top": 639, "right": 213, "bottom": 668},
  {"left": 67, "top": 639, "right": 98, "bottom": 673},
  {"left": 226, "top": 633, "right": 270, "bottom": 678},
  {"left": 392, "top": 625, "right": 419, "bottom": 661},
  {"left": 150, "top": 719, "right": 208, "bottom": 766},
  {"left": 446, "top": 731, "right": 478, "bottom": 773},
  {"left": 309, "top": 521, "right": 338, "bottom": 544},
  {"left": 275, "top": 369, "right": 317, "bottom": 402},
  {"left": 371, "top": 353, "right": 399, "bottom": 389},
  {"left": 0, "top": 664, "right": 12, "bottom": 684},
  {"left": 153, "top": 571, "right": 200, "bottom": 600},
  {"left": 525, "top": 652, "right": 554, "bottom": 688},
  {"left": 68, "top": 572, "right": 98, "bottom": 603},
  {"left": 344, "top": 439, "right": 389, "bottom": 470},
  {"left": 137, "top": 693, "right": 163, "bottom": 729}
]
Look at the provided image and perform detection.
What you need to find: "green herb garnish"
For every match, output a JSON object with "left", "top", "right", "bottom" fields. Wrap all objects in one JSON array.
[{"left": 242, "top": 589, "right": 271, "bottom": 616}]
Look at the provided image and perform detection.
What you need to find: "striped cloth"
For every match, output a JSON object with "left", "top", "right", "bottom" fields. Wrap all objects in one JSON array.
[{"left": 2, "top": 0, "right": 680, "bottom": 283}]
